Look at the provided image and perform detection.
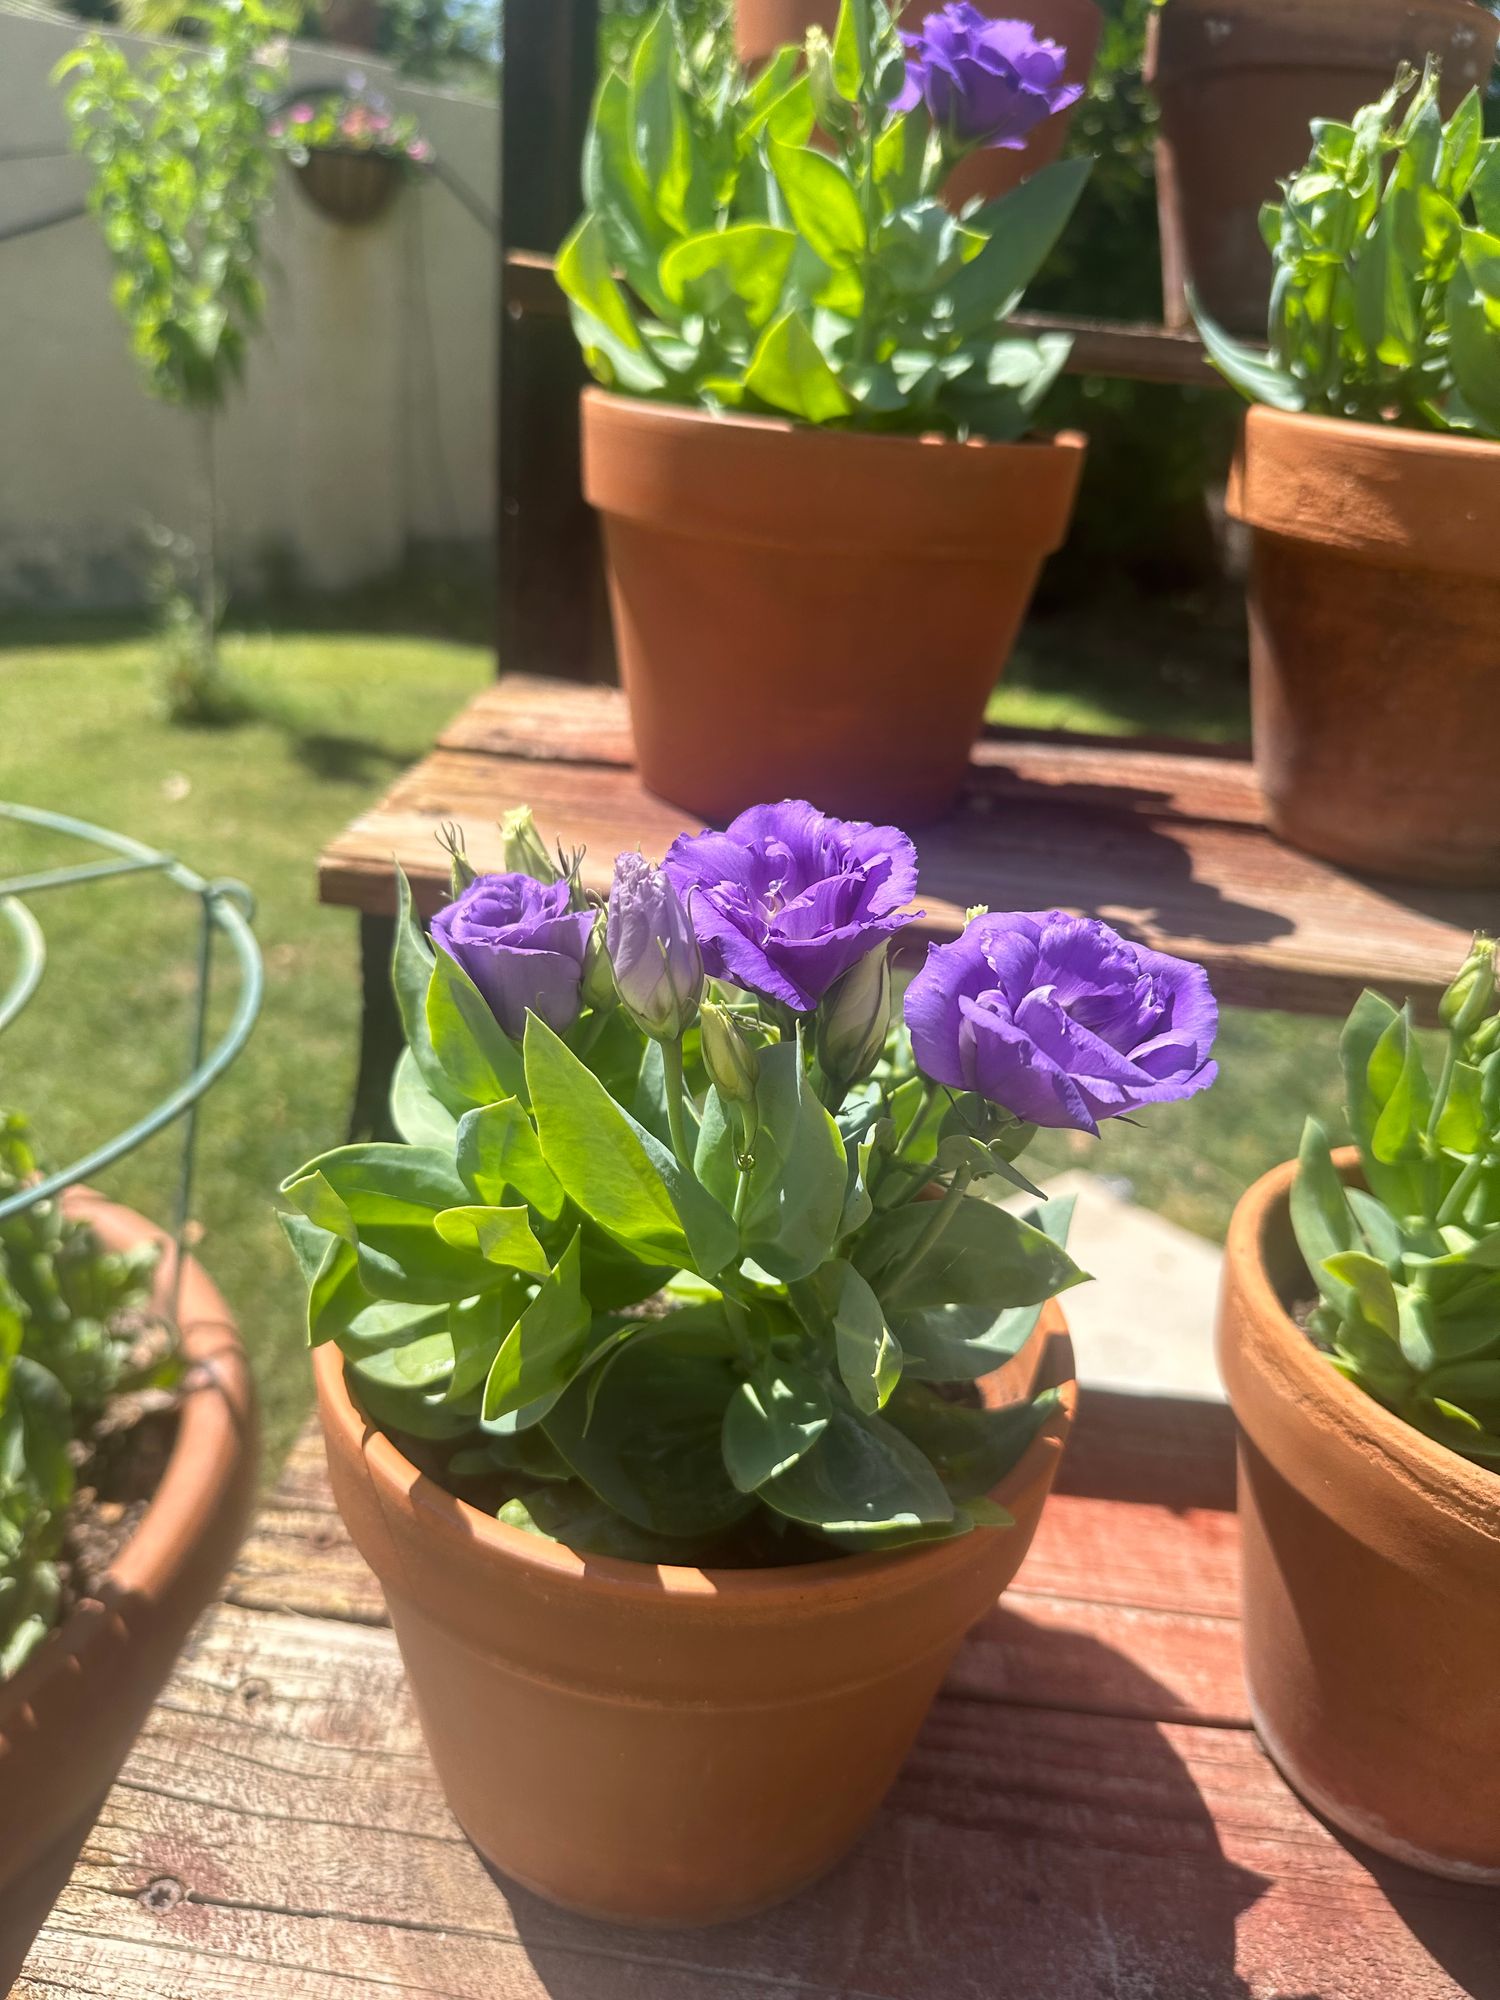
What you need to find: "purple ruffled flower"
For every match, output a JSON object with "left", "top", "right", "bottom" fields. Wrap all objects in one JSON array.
[
  {"left": 895, "top": 6, "right": 1083, "bottom": 151},
  {"left": 905, "top": 911, "right": 1218, "bottom": 1133},
  {"left": 663, "top": 801, "right": 920, "bottom": 1013},
  {"left": 431, "top": 873, "right": 594, "bottom": 1041}
]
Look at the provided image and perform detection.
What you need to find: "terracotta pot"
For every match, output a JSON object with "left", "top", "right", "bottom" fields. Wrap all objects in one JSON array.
[
  {"left": 581, "top": 390, "right": 1085, "bottom": 825},
  {"left": 1219, "top": 1153, "right": 1500, "bottom": 1881},
  {"left": 293, "top": 148, "right": 402, "bottom": 226},
  {"left": 1226, "top": 406, "right": 1500, "bottom": 885},
  {"left": 314, "top": 1309, "right": 1077, "bottom": 1926},
  {"left": 0, "top": 1193, "right": 257, "bottom": 1967},
  {"left": 734, "top": 0, "right": 1101, "bottom": 212},
  {"left": 1148, "top": 0, "right": 1499, "bottom": 335}
]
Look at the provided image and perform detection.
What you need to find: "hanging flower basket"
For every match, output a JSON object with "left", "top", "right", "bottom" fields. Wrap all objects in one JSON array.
[{"left": 271, "top": 82, "right": 434, "bottom": 229}]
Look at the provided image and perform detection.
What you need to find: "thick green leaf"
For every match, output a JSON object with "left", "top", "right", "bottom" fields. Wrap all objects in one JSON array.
[
  {"left": 456, "top": 1098, "right": 565, "bottom": 1219},
  {"left": 582, "top": 68, "right": 674, "bottom": 315},
  {"left": 392, "top": 866, "right": 463, "bottom": 1111},
  {"left": 500, "top": 1484, "right": 708, "bottom": 1563},
  {"left": 629, "top": 7, "right": 701, "bottom": 235},
  {"left": 769, "top": 140, "right": 865, "bottom": 271},
  {"left": 745, "top": 308, "right": 855, "bottom": 422},
  {"left": 1290, "top": 1118, "right": 1356, "bottom": 1310},
  {"left": 739, "top": 1041, "right": 849, "bottom": 1280},
  {"left": 721, "top": 1355, "right": 831, "bottom": 1491},
  {"left": 483, "top": 1233, "right": 590, "bottom": 1425},
  {"left": 434, "top": 1206, "right": 550, "bottom": 1276},
  {"left": 1370, "top": 1010, "right": 1431, "bottom": 1166},
  {"left": 1449, "top": 264, "right": 1500, "bottom": 434},
  {"left": 390, "top": 1047, "right": 460, "bottom": 1149},
  {"left": 557, "top": 212, "right": 668, "bottom": 396},
  {"left": 760, "top": 1398, "right": 955, "bottom": 1539},
  {"left": 857, "top": 1193, "right": 1084, "bottom": 1311},
  {"left": 808, "top": 1258, "right": 900, "bottom": 1413},
  {"left": 661, "top": 223, "right": 797, "bottom": 329},
  {"left": 1191, "top": 288, "right": 1303, "bottom": 409},
  {"left": 446, "top": 1286, "right": 521, "bottom": 1403},
  {"left": 545, "top": 1331, "right": 754, "bottom": 1539},
  {"left": 886, "top": 1381, "right": 1057, "bottom": 1502},
  {"left": 525, "top": 1015, "right": 736, "bottom": 1276},
  {"left": 426, "top": 948, "right": 526, "bottom": 1109},
  {"left": 282, "top": 1146, "right": 512, "bottom": 1304},
  {"left": 944, "top": 157, "right": 1091, "bottom": 335},
  {"left": 1323, "top": 1250, "right": 1400, "bottom": 1340}
]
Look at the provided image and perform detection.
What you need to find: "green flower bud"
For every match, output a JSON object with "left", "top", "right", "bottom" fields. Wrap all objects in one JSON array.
[
  {"left": 581, "top": 910, "right": 617, "bottom": 1013},
  {"left": 816, "top": 945, "right": 892, "bottom": 1089},
  {"left": 700, "top": 1001, "right": 760, "bottom": 1113},
  {"left": 1441, "top": 934, "right": 1497, "bottom": 1040},
  {"left": 438, "top": 821, "right": 477, "bottom": 899},
  {"left": 806, "top": 28, "right": 855, "bottom": 140},
  {"left": 500, "top": 806, "right": 560, "bottom": 885}
]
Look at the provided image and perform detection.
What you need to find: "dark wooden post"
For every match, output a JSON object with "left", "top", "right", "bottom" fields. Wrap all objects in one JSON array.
[{"left": 497, "top": 0, "right": 614, "bottom": 682}]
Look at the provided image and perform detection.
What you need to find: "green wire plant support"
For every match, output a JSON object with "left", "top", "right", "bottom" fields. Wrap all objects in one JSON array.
[{"left": 0, "top": 803, "right": 263, "bottom": 1321}]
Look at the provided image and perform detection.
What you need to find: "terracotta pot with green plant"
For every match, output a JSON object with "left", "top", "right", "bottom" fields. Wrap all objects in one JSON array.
[
  {"left": 560, "top": 0, "right": 1090, "bottom": 825},
  {"left": 1148, "top": 0, "right": 1498, "bottom": 335},
  {"left": 1197, "top": 65, "right": 1500, "bottom": 884},
  {"left": 282, "top": 807, "right": 1221, "bottom": 1924},
  {"left": 0, "top": 1148, "right": 256, "bottom": 1970},
  {"left": 1219, "top": 938, "right": 1500, "bottom": 1879},
  {"left": 735, "top": 0, "right": 1102, "bottom": 209}
]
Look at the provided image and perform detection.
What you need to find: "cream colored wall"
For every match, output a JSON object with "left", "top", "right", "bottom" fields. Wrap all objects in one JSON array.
[{"left": 0, "top": 10, "right": 499, "bottom": 605}]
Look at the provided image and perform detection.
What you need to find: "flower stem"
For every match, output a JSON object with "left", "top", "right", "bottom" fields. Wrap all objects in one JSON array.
[
  {"left": 662, "top": 1038, "right": 694, "bottom": 1174},
  {"left": 886, "top": 1161, "right": 975, "bottom": 1299}
]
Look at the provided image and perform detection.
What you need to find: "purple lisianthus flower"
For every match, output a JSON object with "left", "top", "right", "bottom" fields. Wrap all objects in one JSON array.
[
  {"left": 607, "top": 851, "right": 703, "bottom": 1041},
  {"left": 905, "top": 911, "right": 1218, "bottom": 1133},
  {"left": 896, "top": 5, "right": 1083, "bottom": 151},
  {"left": 430, "top": 873, "right": 594, "bottom": 1041},
  {"left": 663, "top": 802, "right": 920, "bottom": 1013}
]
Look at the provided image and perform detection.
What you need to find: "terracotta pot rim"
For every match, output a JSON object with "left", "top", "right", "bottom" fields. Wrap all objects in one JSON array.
[
  {"left": 1147, "top": 0, "right": 1497, "bottom": 81},
  {"left": 1239, "top": 402, "right": 1500, "bottom": 468},
  {"left": 1222, "top": 1152, "right": 1500, "bottom": 1525},
  {"left": 0, "top": 1189, "right": 255, "bottom": 1723},
  {"left": 314, "top": 1314, "right": 1078, "bottom": 1606},
  {"left": 580, "top": 386, "right": 1086, "bottom": 462}
]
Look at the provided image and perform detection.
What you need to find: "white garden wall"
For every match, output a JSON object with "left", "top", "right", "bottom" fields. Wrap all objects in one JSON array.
[{"left": 0, "top": 9, "right": 499, "bottom": 605}]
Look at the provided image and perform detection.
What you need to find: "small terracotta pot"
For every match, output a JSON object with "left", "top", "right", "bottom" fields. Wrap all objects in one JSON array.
[
  {"left": 581, "top": 390, "right": 1085, "bottom": 825},
  {"left": 1227, "top": 406, "right": 1500, "bottom": 885},
  {"left": 1148, "top": 0, "right": 1499, "bottom": 335},
  {"left": 315, "top": 1309, "right": 1076, "bottom": 1927},
  {"left": 1219, "top": 1153, "right": 1500, "bottom": 1881},
  {"left": 0, "top": 1193, "right": 257, "bottom": 1965},
  {"left": 734, "top": 0, "right": 1101, "bottom": 212},
  {"left": 293, "top": 148, "right": 403, "bottom": 226}
]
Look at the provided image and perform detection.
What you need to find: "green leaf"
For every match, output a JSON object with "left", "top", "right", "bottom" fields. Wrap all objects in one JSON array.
[
  {"left": 874, "top": 112, "right": 928, "bottom": 211},
  {"left": 426, "top": 949, "right": 526, "bottom": 1109},
  {"left": 1323, "top": 1250, "right": 1400, "bottom": 1340},
  {"left": 1290, "top": 1117, "right": 1356, "bottom": 1309},
  {"left": 761, "top": 1398, "right": 955, "bottom": 1542},
  {"left": 446, "top": 1287, "right": 521, "bottom": 1403},
  {"left": 582, "top": 67, "right": 674, "bottom": 315},
  {"left": 392, "top": 866, "right": 462, "bottom": 1111},
  {"left": 455, "top": 1098, "right": 565, "bottom": 1220},
  {"left": 390, "top": 1047, "right": 459, "bottom": 1149},
  {"left": 1471, "top": 141, "right": 1500, "bottom": 235},
  {"left": 1437, "top": 1061, "right": 1485, "bottom": 1156},
  {"left": 629, "top": 7, "right": 701, "bottom": 235},
  {"left": 500, "top": 1484, "right": 708, "bottom": 1563},
  {"left": 1353, "top": 204, "right": 1416, "bottom": 367},
  {"left": 483, "top": 1233, "right": 590, "bottom": 1425},
  {"left": 857, "top": 1193, "right": 1084, "bottom": 1312},
  {"left": 805, "top": 1258, "right": 898, "bottom": 1413},
  {"left": 885, "top": 1381, "right": 1058, "bottom": 1502},
  {"left": 1370, "top": 1010, "right": 1431, "bottom": 1166},
  {"left": 660, "top": 223, "right": 797, "bottom": 329},
  {"left": 434, "top": 1206, "right": 550, "bottom": 1276},
  {"left": 545, "top": 1329, "right": 754, "bottom": 1539},
  {"left": 1191, "top": 287, "right": 1304, "bottom": 410},
  {"left": 831, "top": 0, "right": 863, "bottom": 99},
  {"left": 281, "top": 1146, "right": 513, "bottom": 1304},
  {"left": 768, "top": 140, "right": 865, "bottom": 272},
  {"left": 557, "top": 212, "right": 668, "bottom": 396},
  {"left": 739, "top": 1041, "right": 848, "bottom": 1280},
  {"left": 944, "top": 157, "right": 1091, "bottom": 335},
  {"left": 1449, "top": 263, "right": 1500, "bottom": 436},
  {"left": 721, "top": 1355, "right": 830, "bottom": 1491},
  {"left": 525, "top": 1015, "right": 737, "bottom": 1276}
]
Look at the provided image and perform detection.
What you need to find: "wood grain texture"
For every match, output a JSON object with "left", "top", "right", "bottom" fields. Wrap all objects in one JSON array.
[{"left": 318, "top": 678, "right": 1500, "bottom": 1020}]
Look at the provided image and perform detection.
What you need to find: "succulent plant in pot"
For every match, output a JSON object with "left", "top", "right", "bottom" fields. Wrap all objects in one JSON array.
[
  {"left": 1197, "top": 64, "right": 1500, "bottom": 884},
  {"left": 281, "top": 802, "right": 1220, "bottom": 1925},
  {"left": 1219, "top": 936, "right": 1500, "bottom": 1880},
  {"left": 561, "top": 0, "right": 1092, "bottom": 826}
]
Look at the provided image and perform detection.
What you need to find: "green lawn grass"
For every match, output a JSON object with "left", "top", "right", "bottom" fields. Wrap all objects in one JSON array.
[
  {"left": 0, "top": 596, "right": 1349, "bottom": 1477},
  {"left": 0, "top": 622, "right": 489, "bottom": 1471}
]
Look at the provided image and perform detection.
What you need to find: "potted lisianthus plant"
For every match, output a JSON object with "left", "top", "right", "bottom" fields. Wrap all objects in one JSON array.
[
  {"left": 734, "top": 1, "right": 1099, "bottom": 211},
  {"left": 1148, "top": 0, "right": 1497, "bottom": 335},
  {"left": 560, "top": 0, "right": 1092, "bottom": 825},
  {"left": 1197, "top": 66, "right": 1500, "bottom": 884},
  {"left": 1219, "top": 937, "right": 1500, "bottom": 1880},
  {"left": 271, "top": 80, "right": 433, "bottom": 226},
  {"left": 282, "top": 801, "right": 1219, "bottom": 1926}
]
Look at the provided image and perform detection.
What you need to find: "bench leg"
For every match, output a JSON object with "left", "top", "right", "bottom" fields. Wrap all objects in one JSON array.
[{"left": 348, "top": 914, "right": 402, "bottom": 1142}]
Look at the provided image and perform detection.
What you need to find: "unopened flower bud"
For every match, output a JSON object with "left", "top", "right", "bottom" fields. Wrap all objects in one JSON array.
[
  {"left": 807, "top": 28, "right": 856, "bottom": 138},
  {"left": 1441, "top": 934, "right": 1496, "bottom": 1040},
  {"left": 500, "top": 806, "right": 560, "bottom": 885},
  {"left": 581, "top": 911, "right": 617, "bottom": 1012},
  {"left": 438, "top": 822, "right": 477, "bottom": 899},
  {"left": 700, "top": 1001, "right": 760, "bottom": 1113},
  {"left": 606, "top": 852, "right": 702, "bottom": 1042},
  {"left": 816, "top": 945, "right": 892, "bottom": 1088}
]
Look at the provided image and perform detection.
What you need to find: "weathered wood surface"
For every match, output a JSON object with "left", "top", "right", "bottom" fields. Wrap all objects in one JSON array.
[
  {"left": 20, "top": 1397, "right": 1500, "bottom": 1999},
  {"left": 502, "top": 248, "right": 1224, "bottom": 387},
  {"left": 317, "top": 676, "right": 1500, "bottom": 1022}
]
